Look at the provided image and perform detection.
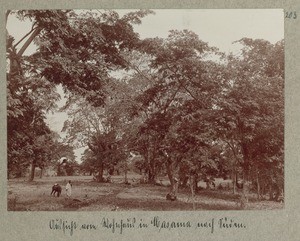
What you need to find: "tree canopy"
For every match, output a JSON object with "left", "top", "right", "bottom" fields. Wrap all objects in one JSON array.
[{"left": 7, "top": 10, "right": 284, "bottom": 202}]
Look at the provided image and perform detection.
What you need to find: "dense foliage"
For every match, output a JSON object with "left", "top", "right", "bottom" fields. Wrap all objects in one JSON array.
[{"left": 7, "top": 10, "right": 284, "bottom": 201}]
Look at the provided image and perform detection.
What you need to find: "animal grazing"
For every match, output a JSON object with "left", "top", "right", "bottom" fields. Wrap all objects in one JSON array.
[{"left": 51, "top": 183, "right": 62, "bottom": 197}]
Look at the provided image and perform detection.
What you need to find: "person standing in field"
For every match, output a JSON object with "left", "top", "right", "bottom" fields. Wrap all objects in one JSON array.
[{"left": 66, "top": 180, "right": 72, "bottom": 197}]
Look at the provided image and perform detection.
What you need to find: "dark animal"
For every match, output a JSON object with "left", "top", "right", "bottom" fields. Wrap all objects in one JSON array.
[
  {"left": 51, "top": 184, "right": 62, "bottom": 197},
  {"left": 166, "top": 193, "right": 177, "bottom": 201}
]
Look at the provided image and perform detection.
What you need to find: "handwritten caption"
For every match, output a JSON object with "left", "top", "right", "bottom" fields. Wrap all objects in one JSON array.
[{"left": 49, "top": 216, "right": 246, "bottom": 236}]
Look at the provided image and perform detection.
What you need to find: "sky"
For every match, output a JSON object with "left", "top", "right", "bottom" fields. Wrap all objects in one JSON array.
[
  {"left": 130, "top": 9, "right": 284, "bottom": 52},
  {"left": 7, "top": 9, "right": 284, "bottom": 55},
  {"left": 6, "top": 9, "right": 284, "bottom": 162}
]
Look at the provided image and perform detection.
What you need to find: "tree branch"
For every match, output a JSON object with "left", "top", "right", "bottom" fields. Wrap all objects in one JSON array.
[
  {"left": 161, "top": 83, "right": 181, "bottom": 113},
  {"left": 17, "top": 27, "right": 41, "bottom": 57},
  {"left": 14, "top": 26, "right": 38, "bottom": 49},
  {"left": 164, "top": 63, "right": 205, "bottom": 107}
]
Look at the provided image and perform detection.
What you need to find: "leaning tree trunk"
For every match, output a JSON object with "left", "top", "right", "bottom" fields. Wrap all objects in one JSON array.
[
  {"left": 147, "top": 145, "right": 156, "bottom": 184},
  {"left": 29, "top": 160, "right": 36, "bottom": 181},
  {"left": 57, "top": 164, "right": 62, "bottom": 176},
  {"left": 148, "top": 165, "right": 156, "bottom": 184},
  {"left": 240, "top": 166, "right": 250, "bottom": 209}
]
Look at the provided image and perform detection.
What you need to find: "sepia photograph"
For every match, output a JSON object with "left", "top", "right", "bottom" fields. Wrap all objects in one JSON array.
[{"left": 6, "top": 9, "right": 284, "bottom": 211}]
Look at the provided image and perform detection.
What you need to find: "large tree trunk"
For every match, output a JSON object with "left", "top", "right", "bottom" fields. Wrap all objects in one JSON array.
[
  {"left": 148, "top": 164, "right": 156, "bottom": 184},
  {"left": 29, "top": 161, "right": 35, "bottom": 181},
  {"left": 240, "top": 168, "right": 249, "bottom": 209},
  {"left": 165, "top": 159, "right": 178, "bottom": 199},
  {"left": 166, "top": 163, "right": 174, "bottom": 190},
  {"left": 241, "top": 143, "right": 250, "bottom": 195},
  {"left": 146, "top": 147, "right": 156, "bottom": 184},
  {"left": 232, "top": 171, "right": 237, "bottom": 194},
  {"left": 57, "top": 164, "right": 62, "bottom": 176},
  {"left": 97, "top": 162, "right": 104, "bottom": 182},
  {"left": 146, "top": 135, "right": 157, "bottom": 184}
]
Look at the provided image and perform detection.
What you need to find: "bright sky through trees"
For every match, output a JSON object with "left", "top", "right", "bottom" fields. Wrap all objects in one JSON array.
[{"left": 7, "top": 9, "right": 284, "bottom": 162}]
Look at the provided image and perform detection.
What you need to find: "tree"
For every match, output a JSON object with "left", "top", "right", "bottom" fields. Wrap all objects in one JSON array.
[
  {"left": 7, "top": 81, "right": 54, "bottom": 180},
  {"left": 6, "top": 10, "right": 153, "bottom": 179},
  {"left": 215, "top": 38, "right": 284, "bottom": 200},
  {"left": 80, "top": 149, "right": 97, "bottom": 175},
  {"left": 7, "top": 10, "right": 154, "bottom": 105},
  {"left": 50, "top": 141, "right": 76, "bottom": 176},
  {"left": 131, "top": 30, "right": 222, "bottom": 193}
]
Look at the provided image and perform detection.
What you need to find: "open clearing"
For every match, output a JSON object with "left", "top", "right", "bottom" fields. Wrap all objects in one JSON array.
[{"left": 7, "top": 175, "right": 283, "bottom": 211}]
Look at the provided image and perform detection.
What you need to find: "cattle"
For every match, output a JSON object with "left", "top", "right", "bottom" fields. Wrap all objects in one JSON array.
[{"left": 51, "top": 183, "right": 62, "bottom": 197}]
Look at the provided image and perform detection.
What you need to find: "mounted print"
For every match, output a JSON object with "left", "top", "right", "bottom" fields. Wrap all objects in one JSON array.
[{"left": 6, "top": 9, "right": 284, "bottom": 211}]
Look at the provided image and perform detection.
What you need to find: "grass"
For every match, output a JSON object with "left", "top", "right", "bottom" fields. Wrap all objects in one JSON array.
[{"left": 7, "top": 175, "right": 283, "bottom": 211}]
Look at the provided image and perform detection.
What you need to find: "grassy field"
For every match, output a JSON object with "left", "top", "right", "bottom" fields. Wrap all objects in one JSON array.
[{"left": 7, "top": 175, "right": 283, "bottom": 211}]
